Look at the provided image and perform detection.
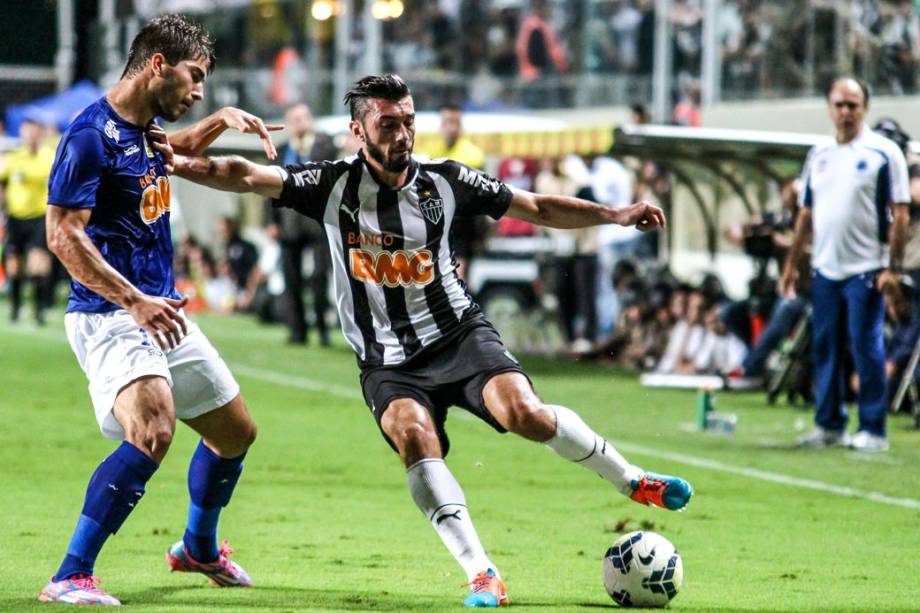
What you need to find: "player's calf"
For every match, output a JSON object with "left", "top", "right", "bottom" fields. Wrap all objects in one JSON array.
[{"left": 542, "top": 405, "right": 693, "bottom": 511}]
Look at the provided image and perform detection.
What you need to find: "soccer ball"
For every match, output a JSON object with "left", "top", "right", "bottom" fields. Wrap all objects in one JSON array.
[{"left": 602, "top": 531, "right": 683, "bottom": 608}]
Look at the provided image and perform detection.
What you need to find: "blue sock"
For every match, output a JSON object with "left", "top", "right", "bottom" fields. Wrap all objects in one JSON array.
[
  {"left": 183, "top": 440, "right": 245, "bottom": 563},
  {"left": 54, "top": 442, "right": 158, "bottom": 581}
]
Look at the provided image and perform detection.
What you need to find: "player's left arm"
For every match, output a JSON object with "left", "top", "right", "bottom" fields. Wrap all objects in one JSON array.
[
  {"left": 505, "top": 187, "right": 666, "bottom": 231},
  {"left": 165, "top": 107, "right": 284, "bottom": 160}
]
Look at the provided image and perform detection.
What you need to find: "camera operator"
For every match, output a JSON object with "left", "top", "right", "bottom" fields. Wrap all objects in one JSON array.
[{"left": 721, "top": 179, "right": 807, "bottom": 382}]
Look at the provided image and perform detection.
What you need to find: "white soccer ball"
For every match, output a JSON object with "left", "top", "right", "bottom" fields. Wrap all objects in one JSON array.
[{"left": 602, "top": 531, "right": 683, "bottom": 608}]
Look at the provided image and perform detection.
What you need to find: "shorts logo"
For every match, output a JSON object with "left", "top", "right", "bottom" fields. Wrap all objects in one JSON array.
[
  {"left": 124, "top": 145, "right": 140, "bottom": 157},
  {"left": 350, "top": 248, "right": 434, "bottom": 287},
  {"left": 419, "top": 195, "right": 443, "bottom": 224},
  {"left": 104, "top": 120, "right": 120, "bottom": 143}
]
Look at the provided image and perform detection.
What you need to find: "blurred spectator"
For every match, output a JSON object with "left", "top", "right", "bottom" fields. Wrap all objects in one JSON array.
[
  {"left": 418, "top": 104, "right": 486, "bottom": 279},
  {"left": 628, "top": 101, "right": 651, "bottom": 126},
  {"left": 875, "top": 0, "right": 920, "bottom": 94},
  {"left": 270, "top": 46, "right": 308, "bottom": 107},
  {"left": 672, "top": 80, "right": 702, "bottom": 126},
  {"left": 536, "top": 156, "right": 597, "bottom": 351},
  {"left": 671, "top": 0, "right": 703, "bottom": 80},
  {"left": 0, "top": 118, "right": 55, "bottom": 324},
  {"left": 589, "top": 154, "right": 639, "bottom": 336},
  {"left": 495, "top": 157, "right": 539, "bottom": 236},
  {"left": 516, "top": 0, "right": 569, "bottom": 106},
  {"left": 269, "top": 103, "right": 336, "bottom": 346},
  {"left": 218, "top": 216, "right": 258, "bottom": 294},
  {"left": 237, "top": 224, "right": 285, "bottom": 324},
  {"left": 486, "top": 2, "right": 521, "bottom": 77}
]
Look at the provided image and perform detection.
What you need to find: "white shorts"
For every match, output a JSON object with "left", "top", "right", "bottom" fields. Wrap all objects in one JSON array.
[{"left": 64, "top": 309, "right": 241, "bottom": 439}]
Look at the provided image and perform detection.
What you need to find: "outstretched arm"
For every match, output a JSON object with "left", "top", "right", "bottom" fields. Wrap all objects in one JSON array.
[
  {"left": 505, "top": 187, "right": 666, "bottom": 231},
  {"left": 165, "top": 107, "right": 284, "bottom": 160},
  {"left": 173, "top": 154, "right": 285, "bottom": 199}
]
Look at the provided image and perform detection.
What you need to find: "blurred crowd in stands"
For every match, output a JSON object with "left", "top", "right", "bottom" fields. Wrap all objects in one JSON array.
[{"left": 244, "top": 0, "right": 920, "bottom": 113}]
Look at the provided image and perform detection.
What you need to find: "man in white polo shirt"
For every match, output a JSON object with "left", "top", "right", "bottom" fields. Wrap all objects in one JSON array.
[{"left": 781, "top": 77, "right": 911, "bottom": 452}]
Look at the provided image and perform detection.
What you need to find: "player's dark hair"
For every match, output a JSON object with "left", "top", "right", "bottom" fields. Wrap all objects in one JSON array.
[
  {"left": 343, "top": 74, "right": 411, "bottom": 120},
  {"left": 440, "top": 103, "right": 463, "bottom": 113},
  {"left": 824, "top": 77, "right": 870, "bottom": 108},
  {"left": 121, "top": 14, "right": 216, "bottom": 79}
]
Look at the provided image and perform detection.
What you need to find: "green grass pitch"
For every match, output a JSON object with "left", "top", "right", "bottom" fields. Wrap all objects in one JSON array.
[{"left": 1, "top": 309, "right": 919, "bottom": 612}]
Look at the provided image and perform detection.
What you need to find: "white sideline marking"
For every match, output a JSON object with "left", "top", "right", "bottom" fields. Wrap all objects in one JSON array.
[
  {"left": 5, "top": 324, "right": 919, "bottom": 511},
  {"left": 614, "top": 442, "right": 920, "bottom": 511},
  {"left": 229, "top": 363, "right": 364, "bottom": 400},
  {"left": 231, "top": 363, "right": 920, "bottom": 511}
]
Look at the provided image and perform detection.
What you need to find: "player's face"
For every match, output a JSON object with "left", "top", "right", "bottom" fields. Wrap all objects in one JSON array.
[
  {"left": 827, "top": 80, "right": 865, "bottom": 139},
  {"left": 353, "top": 96, "right": 415, "bottom": 173},
  {"left": 153, "top": 54, "right": 209, "bottom": 122}
]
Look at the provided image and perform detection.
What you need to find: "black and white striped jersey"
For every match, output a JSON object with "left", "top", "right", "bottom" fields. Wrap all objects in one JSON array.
[{"left": 273, "top": 152, "right": 513, "bottom": 369}]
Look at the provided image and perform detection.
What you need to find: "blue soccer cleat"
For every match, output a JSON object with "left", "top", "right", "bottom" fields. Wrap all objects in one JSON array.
[{"left": 630, "top": 472, "right": 693, "bottom": 511}]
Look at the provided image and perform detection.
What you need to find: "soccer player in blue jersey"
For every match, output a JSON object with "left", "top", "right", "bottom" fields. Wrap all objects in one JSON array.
[{"left": 38, "top": 14, "right": 281, "bottom": 606}]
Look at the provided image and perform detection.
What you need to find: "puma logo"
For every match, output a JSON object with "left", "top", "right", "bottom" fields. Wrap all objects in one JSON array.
[
  {"left": 435, "top": 510, "right": 462, "bottom": 525},
  {"left": 340, "top": 201, "right": 359, "bottom": 223},
  {"left": 638, "top": 548, "right": 656, "bottom": 565}
]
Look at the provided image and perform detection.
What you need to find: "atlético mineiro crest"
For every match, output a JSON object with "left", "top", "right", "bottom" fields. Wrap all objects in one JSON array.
[{"left": 419, "top": 196, "right": 443, "bottom": 224}]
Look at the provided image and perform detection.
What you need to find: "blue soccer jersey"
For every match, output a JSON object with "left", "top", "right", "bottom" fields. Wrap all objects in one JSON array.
[{"left": 48, "top": 97, "right": 179, "bottom": 313}]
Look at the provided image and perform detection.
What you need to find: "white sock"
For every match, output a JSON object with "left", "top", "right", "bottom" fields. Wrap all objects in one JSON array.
[
  {"left": 544, "top": 404, "right": 643, "bottom": 496},
  {"left": 407, "top": 458, "right": 496, "bottom": 582}
]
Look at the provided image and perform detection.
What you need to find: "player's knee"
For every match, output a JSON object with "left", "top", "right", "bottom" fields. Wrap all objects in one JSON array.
[
  {"left": 124, "top": 407, "right": 175, "bottom": 461},
  {"left": 237, "top": 420, "right": 258, "bottom": 452},
  {"left": 504, "top": 395, "right": 554, "bottom": 440},
  {"left": 382, "top": 401, "right": 439, "bottom": 457}
]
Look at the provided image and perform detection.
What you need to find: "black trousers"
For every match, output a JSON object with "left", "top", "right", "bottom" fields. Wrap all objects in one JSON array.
[{"left": 279, "top": 237, "right": 331, "bottom": 343}]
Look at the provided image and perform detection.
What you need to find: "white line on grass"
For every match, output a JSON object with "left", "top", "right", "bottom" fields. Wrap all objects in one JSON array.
[
  {"left": 229, "top": 363, "right": 364, "bottom": 400},
  {"left": 5, "top": 324, "right": 919, "bottom": 511},
  {"left": 614, "top": 442, "right": 920, "bottom": 511},
  {"left": 231, "top": 365, "right": 920, "bottom": 511}
]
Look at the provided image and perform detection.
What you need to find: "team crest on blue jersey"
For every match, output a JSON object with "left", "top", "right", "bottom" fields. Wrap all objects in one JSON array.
[
  {"left": 419, "top": 196, "right": 443, "bottom": 224},
  {"left": 104, "top": 120, "right": 119, "bottom": 142}
]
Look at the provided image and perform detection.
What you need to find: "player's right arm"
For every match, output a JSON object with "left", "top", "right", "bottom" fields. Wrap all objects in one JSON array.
[
  {"left": 47, "top": 126, "right": 188, "bottom": 349},
  {"left": 173, "top": 153, "right": 284, "bottom": 199},
  {"left": 46, "top": 207, "right": 188, "bottom": 348}
]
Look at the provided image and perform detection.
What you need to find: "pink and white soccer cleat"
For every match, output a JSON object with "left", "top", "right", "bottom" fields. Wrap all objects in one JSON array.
[
  {"left": 38, "top": 574, "right": 121, "bottom": 606},
  {"left": 166, "top": 539, "right": 253, "bottom": 587}
]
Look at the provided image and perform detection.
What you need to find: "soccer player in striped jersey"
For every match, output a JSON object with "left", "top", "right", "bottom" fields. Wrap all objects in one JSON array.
[{"left": 160, "top": 74, "right": 693, "bottom": 608}]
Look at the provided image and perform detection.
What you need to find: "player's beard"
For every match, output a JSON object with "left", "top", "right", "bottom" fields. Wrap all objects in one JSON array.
[{"left": 365, "top": 131, "right": 413, "bottom": 173}]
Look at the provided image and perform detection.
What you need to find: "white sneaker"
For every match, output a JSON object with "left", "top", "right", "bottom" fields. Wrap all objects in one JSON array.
[
  {"left": 848, "top": 430, "right": 889, "bottom": 452},
  {"left": 797, "top": 427, "right": 850, "bottom": 448}
]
